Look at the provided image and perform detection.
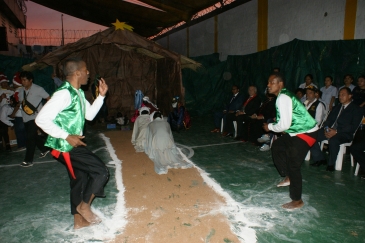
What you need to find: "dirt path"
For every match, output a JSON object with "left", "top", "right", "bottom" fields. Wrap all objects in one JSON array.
[{"left": 105, "top": 130, "right": 239, "bottom": 243}]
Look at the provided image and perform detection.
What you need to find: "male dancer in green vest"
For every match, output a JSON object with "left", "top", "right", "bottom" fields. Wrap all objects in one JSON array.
[
  {"left": 263, "top": 73, "right": 318, "bottom": 209},
  {"left": 36, "top": 58, "right": 109, "bottom": 228}
]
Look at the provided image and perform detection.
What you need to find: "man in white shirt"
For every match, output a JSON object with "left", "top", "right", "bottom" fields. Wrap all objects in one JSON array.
[
  {"left": 339, "top": 74, "right": 356, "bottom": 92},
  {"left": 36, "top": 58, "right": 109, "bottom": 229},
  {"left": 320, "top": 76, "right": 337, "bottom": 111},
  {"left": 263, "top": 72, "right": 318, "bottom": 209},
  {"left": 304, "top": 86, "right": 325, "bottom": 125},
  {"left": 18, "top": 71, "right": 50, "bottom": 167}
]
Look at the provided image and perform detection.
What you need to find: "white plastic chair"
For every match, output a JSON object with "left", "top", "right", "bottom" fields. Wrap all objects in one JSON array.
[
  {"left": 320, "top": 140, "right": 354, "bottom": 171},
  {"left": 350, "top": 153, "right": 361, "bottom": 176},
  {"left": 305, "top": 151, "right": 311, "bottom": 161},
  {"left": 220, "top": 118, "right": 238, "bottom": 138}
]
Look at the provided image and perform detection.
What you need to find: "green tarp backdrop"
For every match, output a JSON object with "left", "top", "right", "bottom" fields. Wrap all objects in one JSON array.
[
  {"left": 182, "top": 38, "right": 365, "bottom": 116},
  {"left": 0, "top": 55, "right": 54, "bottom": 95}
]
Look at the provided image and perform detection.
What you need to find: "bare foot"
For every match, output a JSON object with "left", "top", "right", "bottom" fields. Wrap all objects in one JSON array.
[
  {"left": 76, "top": 201, "right": 102, "bottom": 224},
  {"left": 282, "top": 200, "right": 304, "bottom": 209},
  {"left": 277, "top": 176, "right": 290, "bottom": 187},
  {"left": 74, "top": 213, "right": 91, "bottom": 229}
]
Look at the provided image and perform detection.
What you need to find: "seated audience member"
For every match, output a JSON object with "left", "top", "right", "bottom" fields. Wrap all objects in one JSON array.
[
  {"left": 310, "top": 87, "right": 363, "bottom": 171},
  {"left": 349, "top": 121, "right": 365, "bottom": 179},
  {"left": 0, "top": 95, "right": 16, "bottom": 151},
  {"left": 224, "top": 85, "right": 261, "bottom": 137},
  {"left": 315, "top": 90, "right": 327, "bottom": 111},
  {"left": 304, "top": 86, "right": 326, "bottom": 125},
  {"left": 339, "top": 74, "right": 356, "bottom": 91},
  {"left": 299, "top": 74, "right": 317, "bottom": 89},
  {"left": 273, "top": 67, "right": 280, "bottom": 73},
  {"left": 211, "top": 85, "right": 244, "bottom": 133},
  {"left": 320, "top": 76, "right": 337, "bottom": 111},
  {"left": 167, "top": 96, "right": 185, "bottom": 132},
  {"left": 351, "top": 75, "right": 365, "bottom": 115},
  {"left": 144, "top": 111, "right": 192, "bottom": 175},
  {"left": 295, "top": 88, "right": 306, "bottom": 103},
  {"left": 240, "top": 91, "right": 276, "bottom": 143},
  {"left": 131, "top": 107, "right": 151, "bottom": 152}
]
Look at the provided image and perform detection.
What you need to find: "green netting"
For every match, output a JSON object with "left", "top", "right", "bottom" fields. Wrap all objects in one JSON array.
[
  {"left": 182, "top": 39, "right": 365, "bottom": 116},
  {"left": 0, "top": 55, "right": 55, "bottom": 95}
]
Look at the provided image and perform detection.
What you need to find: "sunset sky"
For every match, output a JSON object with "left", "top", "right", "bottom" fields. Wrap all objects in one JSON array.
[{"left": 25, "top": 1, "right": 108, "bottom": 30}]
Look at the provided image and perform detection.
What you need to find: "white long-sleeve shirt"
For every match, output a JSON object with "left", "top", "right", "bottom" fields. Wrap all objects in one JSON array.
[
  {"left": 304, "top": 98, "right": 326, "bottom": 125},
  {"left": 268, "top": 94, "right": 318, "bottom": 136},
  {"left": 0, "top": 104, "right": 14, "bottom": 127},
  {"left": 36, "top": 88, "right": 104, "bottom": 140}
]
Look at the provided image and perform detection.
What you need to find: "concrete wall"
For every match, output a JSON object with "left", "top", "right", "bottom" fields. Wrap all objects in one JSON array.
[
  {"left": 0, "top": 12, "right": 22, "bottom": 56},
  {"left": 268, "top": 0, "right": 346, "bottom": 48},
  {"left": 155, "top": 0, "right": 365, "bottom": 60},
  {"left": 218, "top": 0, "right": 258, "bottom": 60},
  {"left": 355, "top": 0, "right": 365, "bottom": 39},
  {"left": 188, "top": 18, "right": 215, "bottom": 57}
]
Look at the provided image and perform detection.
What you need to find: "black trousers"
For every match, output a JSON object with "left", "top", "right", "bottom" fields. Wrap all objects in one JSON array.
[
  {"left": 55, "top": 146, "right": 109, "bottom": 215},
  {"left": 310, "top": 127, "right": 351, "bottom": 166},
  {"left": 226, "top": 113, "right": 251, "bottom": 136},
  {"left": 24, "top": 120, "right": 48, "bottom": 162},
  {"left": 350, "top": 128, "right": 365, "bottom": 170},
  {"left": 0, "top": 121, "right": 10, "bottom": 149},
  {"left": 271, "top": 131, "right": 317, "bottom": 201}
]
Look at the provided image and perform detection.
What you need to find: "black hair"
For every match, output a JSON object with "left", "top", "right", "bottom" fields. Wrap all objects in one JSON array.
[
  {"left": 304, "top": 74, "right": 313, "bottom": 81},
  {"left": 325, "top": 75, "right": 333, "bottom": 82},
  {"left": 295, "top": 88, "right": 305, "bottom": 96},
  {"left": 316, "top": 90, "right": 323, "bottom": 98},
  {"left": 19, "top": 71, "right": 34, "bottom": 81},
  {"left": 358, "top": 75, "right": 365, "bottom": 80},
  {"left": 339, "top": 87, "right": 352, "bottom": 95},
  {"left": 153, "top": 111, "right": 162, "bottom": 119},
  {"left": 9, "top": 95, "right": 18, "bottom": 107},
  {"left": 270, "top": 72, "right": 285, "bottom": 85},
  {"left": 232, "top": 85, "right": 239, "bottom": 90},
  {"left": 63, "top": 57, "right": 85, "bottom": 77},
  {"left": 344, "top": 74, "right": 354, "bottom": 81}
]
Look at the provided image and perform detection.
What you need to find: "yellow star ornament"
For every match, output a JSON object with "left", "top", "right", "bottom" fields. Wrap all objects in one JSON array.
[{"left": 112, "top": 19, "right": 134, "bottom": 31}]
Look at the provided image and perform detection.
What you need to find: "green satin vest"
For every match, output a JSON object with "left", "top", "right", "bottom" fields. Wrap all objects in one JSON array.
[
  {"left": 275, "top": 88, "right": 317, "bottom": 133},
  {"left": 45, "top": 82, "right": 86, "bottom": 152}
]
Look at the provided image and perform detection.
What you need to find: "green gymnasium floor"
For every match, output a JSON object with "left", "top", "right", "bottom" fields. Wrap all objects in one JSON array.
[{"left": 0, "top": 116, "right": 364, "bottom": 243}]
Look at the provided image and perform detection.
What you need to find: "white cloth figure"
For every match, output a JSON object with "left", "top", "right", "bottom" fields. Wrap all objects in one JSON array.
[
  {"left": 144, "top": 117, "right": 192, "bottom": 174},
  {"left": 131, "top": 108, "right": 151, "bottom": 152}
]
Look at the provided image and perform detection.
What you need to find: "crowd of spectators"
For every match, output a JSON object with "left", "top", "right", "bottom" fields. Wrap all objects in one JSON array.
[{"left": 212, "top": 71, "right": 365, "bottom": 178}]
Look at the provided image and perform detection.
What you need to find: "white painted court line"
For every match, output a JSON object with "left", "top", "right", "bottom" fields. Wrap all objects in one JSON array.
[
  {"left": 98, "top": 134, "right": 127, "bottom": 238},
  {"left": 177, "top": 147, "right": 257, "bottom": 243},
  {"left": 184, "top": 141, "right": 243, "bottom": 149}
]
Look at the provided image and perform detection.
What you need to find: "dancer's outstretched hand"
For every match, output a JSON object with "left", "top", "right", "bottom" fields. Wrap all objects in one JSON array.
[{"left": 98, "top": 78, "right": 108, "bottom": 97}]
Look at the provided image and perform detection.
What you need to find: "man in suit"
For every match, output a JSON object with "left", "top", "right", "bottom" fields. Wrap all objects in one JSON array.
[
  {"left": 310, "top": 87, "right": 363, "bottom": 171},
  {"left": 211, "top": 85, "right": 244, "bottom": 133},
  {"left": 224, "top": 85, "right": 261, "bottom": 138}
]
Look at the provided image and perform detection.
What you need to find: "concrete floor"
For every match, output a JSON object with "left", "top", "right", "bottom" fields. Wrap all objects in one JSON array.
[{"left": 0, "top": 117, "right": 364, "bottom": 242}]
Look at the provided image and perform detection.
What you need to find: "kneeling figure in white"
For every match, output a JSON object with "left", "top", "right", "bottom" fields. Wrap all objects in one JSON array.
[
  {"left": 144, "top": 112, "right": 192, "bottom": 174},
  {"left": 131, "top": 107, "right": 151, "bottom": 152}
]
